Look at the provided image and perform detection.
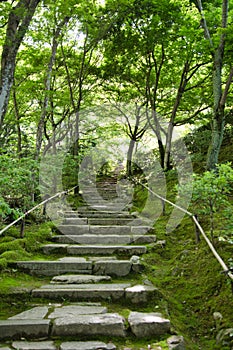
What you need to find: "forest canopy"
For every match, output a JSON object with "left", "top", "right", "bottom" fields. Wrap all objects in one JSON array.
[{"left": 0, "top": 0, "right": 232, "bottom": 218}]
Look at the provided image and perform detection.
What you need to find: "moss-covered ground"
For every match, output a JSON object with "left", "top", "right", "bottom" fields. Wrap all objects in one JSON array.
[{"left": 0, "top": 177, "right": 233, "bottom": 349}]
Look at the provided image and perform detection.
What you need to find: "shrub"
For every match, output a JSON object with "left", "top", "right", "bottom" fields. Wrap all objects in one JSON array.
[{"left": 180, "top": 163, "right": 233, "bottom": 243}]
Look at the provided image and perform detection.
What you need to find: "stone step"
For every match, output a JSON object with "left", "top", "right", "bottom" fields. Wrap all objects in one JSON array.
[
  {"left": 91, "top": 205, "right": 130, "bottom": 211},
  {"left": 51, "top": 274, "right": 112, "bottom": 284},
  {"left": 0, "top": 319, "right": 51, "bottom": 340},
  {"left": 63, "top": 217, "right": 88, "bottom": 225},
  {"left": 128, "top": 311, "right": 171, "bottom": 337},
  {"left": 64, "top": 210, "right": 133, "bottom": 218},
  {"left": 7, "top": 341, "right": 117, "bottom": 350},
  {"left": 31, "top": 284, "right": 158, "bottom": 304},
  {"left": 64, "top": 217, "right": 138, "bottom": 225},
  {"left": 59, "top": 341, "right": 116, "bottom": 350},
  {"left": 52, "top": 234, "right": 156, "bottom": 245},
  {"left": 58, "top": 225, "right": 151, "bottom": 235},
  {"left": 51, "top": 313, "right": 126, "bottom": 338},
  {"left": 78, "top": 212, "right": 134, "bottom": 218},
  {"left": 16, "top": 258, "right": 141, "bottom": 277},
  {"left": 0, "top": 303, "right": 171, "bottom": 342},
  {"left": 42, "top": 244, "right": 147, "bottom": 256},
  {"left": 11, "top": 340, "right": 57, "bottom": 350},
  {"left": 9, "top": 304, "right": 108, "bottom": 320},
  {"left": 0, "top": 314, "right": 125, "bottom": 340},
  {"left": 87, "top": 218, "right": 138, "bottom": 225},
  {"left": 16, "top": 259, "right": 93, "bottom": 276},
  {"left": 83, "top": 197, "right": 126, "bottom": 203}
]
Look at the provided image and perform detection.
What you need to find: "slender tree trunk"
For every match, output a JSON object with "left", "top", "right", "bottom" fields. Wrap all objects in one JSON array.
[
  {"left": 206, "top": 60, "right": 233, "bottom": 170},
  {"left": 147, "top": 109, "right": 165, "bottom": 169},
  {"left": 127, "top": 139, "right": 136, "bottom": 176},
  {"left": 164, "top": 61, "right": 189, "bottom": 171},
  {"left": 35, "top": 16, "right": 69, "bottom": 159},
  {"left": 164, "top": 122, "right": 173, "bottom": 171},
  {"left": 197, "top": 0, "right": 231, "bottom": 169},
  {"left": 0, "top": 0, "right": 40, "bottom": 130},
  {"left": 12, "top": 87, "right": 22, "bottom": 157}
]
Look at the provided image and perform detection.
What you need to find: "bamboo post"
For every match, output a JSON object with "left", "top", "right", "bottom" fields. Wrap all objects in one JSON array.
[
  {"left": 20, "top": 218, "right": 25, "bottom": 238},
  {"left": 194, "top": 214, "right": 201, "bottom": 243}
]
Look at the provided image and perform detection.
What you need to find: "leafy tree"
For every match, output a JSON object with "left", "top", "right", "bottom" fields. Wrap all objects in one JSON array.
[
  {"left": 194, "top": 0, "right": 233, "bottom": 169},
  {"left": 0, "top": 155, "right": 39, "bottom": 220},
  {"left": 0, "top": 0, "right": 41, "bottom": 130},
  {"left": 102, "top": 0, "right": 210, "bottom": 170}
]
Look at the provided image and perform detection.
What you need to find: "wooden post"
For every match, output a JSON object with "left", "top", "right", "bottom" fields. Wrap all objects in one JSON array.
[
  {"left": 194, "top": 214, "right": 201, "bottom": 243},
  {"left": 161, "top": 198, "right": 166, "bottom": 215},
  {"left": 42, "top": 194, "right": 50, "bottom": 216},
  {"left": 20, "top": 218, "right": 25, "bottom": 238}
]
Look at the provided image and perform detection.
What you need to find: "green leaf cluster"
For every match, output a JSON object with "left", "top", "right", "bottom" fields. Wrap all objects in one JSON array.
[{"left": 180, "top": 163, "right": 233, "bottom": 242}]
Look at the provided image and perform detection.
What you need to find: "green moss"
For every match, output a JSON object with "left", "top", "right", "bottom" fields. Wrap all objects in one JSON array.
[
  {"left": 1, "top": 249, "right": 30, "bottom": 261},
  {"left": 0, "top": 258, "right": 7, "bottom": 270},
  {"left": 0, "top": 239, "right": 25, "bottom": 254},
  {"left": 142, "top": 211, "right": 233, "bottom": 350}
]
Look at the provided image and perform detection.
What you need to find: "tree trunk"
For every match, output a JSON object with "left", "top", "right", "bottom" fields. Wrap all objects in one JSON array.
[
  {"left": 197, "top": 0, "right": 231, "bottom": 170},
  {"left": 164, "top": 61, "right": 189, "bottom": 171},
  {"left": 206, "top": 55, "right": 233, "bottom": 170},
  {"left": 127, "top": 139, "right": 136, "bottom": 176},
  {"left": 12, "top": 86, "right": 22, "bottom": 157},
  {"left": 35, "top": 16, "right": 69, "bottom": 159},
  {"left": 164, "top": 121, "right": 174, "bottom": 171},
  {"left": 0, "top": 0, "right": 40, "bottom": 130}
]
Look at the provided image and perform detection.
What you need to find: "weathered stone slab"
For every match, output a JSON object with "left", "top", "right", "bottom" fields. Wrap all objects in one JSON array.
[
  {"left": 92, "top": 204, "right": 127, "bottom": 211},
  {"left": 51, "top": 274, "right": 111, "bottom": 284},
  {"left": 0, "top": 319, "right": 50, "bottom": 340},
  {"left": 67, "top": 245, "right": 147, "bottom": 256},
  {"left": 89, "top": 226, "right": 132, "bottom": 234},
  {"left": 12, "top": 341, "right": 56, "bottom": 350},
  {"left": 51, "top": 313, "right": 126, "bottom": 337},
  {"left": 53, "top": 235, "right": 145, "bottom": 245},
  {"left": 88, "top": 218, "right": 133, "bottom": 225},
  {"left": 93, "top": 260, "right": 132, "bottom": 277},
  {"left": 63, "top": 211, "right": 79, "bottom": 218},
  {"left": 42, "top": 244, "right": 68, "bottom": 255},
  {"left": 9, "top": 306, "right": 49, "bottom": 320},
  {"left": 60, "top": 341, "right": 116, "bottom": 350},
  {"left": 48, "top": 305, "right": 107, "bottom": 319},
  {"left": 89, "top": 256, "right": 117, "bottom": 261},
  {"left": 167, "top": 335, "right": 186, "bottom": 350},
  {"left": 32, "top": 283, "right": 131, "bottom": 301},
  {"left": 128, "top": 312, "right": 170, "bottom": 337},
  {"left": 125, "top": 285, "right": 159, "bottom": 304},
  {"left": 63, "top": 218, "right": 88, "bottom": 225},
  {"left": 82, "top": 212, "right": 133, "bottom": 218},
  {"left": 17, "top": 260, "right": 92, "bottom": 276},
  {"left": 131, "top": 226, "right": 152, "bottom": 234},
  {"left": 58, "top": 225, "right": 90, "bottom": 235},
  {"left": 58, "top": 257, "right": 87, "bottom": 262},
  {"left": 132, "top": 235, "right": 156, "bottom": 244}
]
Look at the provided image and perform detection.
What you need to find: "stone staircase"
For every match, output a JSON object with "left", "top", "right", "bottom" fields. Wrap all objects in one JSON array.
[{"left": 0, "top": 177, "right": 185, "bottom": 350}]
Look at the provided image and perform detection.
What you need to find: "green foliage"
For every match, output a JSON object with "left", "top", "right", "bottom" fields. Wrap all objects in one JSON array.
[
  {"left": 0, "top": 196, "right": 12, "bottom": 220},
  {"left": 0, "top": 258, "right": 7, "bottom": 271},
  {"left": 23, "top": 225, "right": 52, "bottom": 252},
  {"left": 0, "top": 223, "right": 52, "bottom": 270},
  {"left": 0, "top": 155, "right": 39, "bottom": 221},
  {"left": 181, "top": 163, "right": 233, "bottom": 242},
  {"left": 1, "top": 250, "right": 30, "bottom": 261}
]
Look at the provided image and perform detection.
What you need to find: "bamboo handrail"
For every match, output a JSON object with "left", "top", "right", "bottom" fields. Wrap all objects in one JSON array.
[
  {"left": 135, "top": 180, "right": 233, "bottom": 282},
  {"left": 0, "top": 185, "right": 78, "bottom": 237}
]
